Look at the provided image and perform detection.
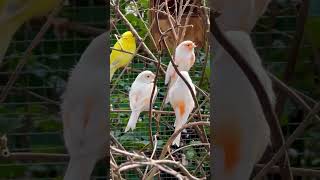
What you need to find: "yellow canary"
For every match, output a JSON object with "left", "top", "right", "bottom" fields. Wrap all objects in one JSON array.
[
  {"left": 0, "top": 0, "right": 62, "bottom": 63},
  {"left": 110, "top": 31, "right": 136, "bottom": 80}
]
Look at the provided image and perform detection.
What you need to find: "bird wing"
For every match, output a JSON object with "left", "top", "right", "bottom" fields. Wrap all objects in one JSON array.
[
  {"left": 110, "top": 37, "right": 136, "bottom": 71},
  {"left": 130, "top": 83, "right": 154, "bottom": 111},
  {"left": 189, "top": 53, "right": 196, "bottom": 70},
  {"left": 165, "top": 62, "right": 175, "bottom": 85},
  {"left": 110, "top": 40, "right": 123, "bottom": 67},
  {"left": 129, "top": 89, "right": 141, "bottom": 110},
  {"left": 152, "top": 85, "right": 158, "bottom": 104}
]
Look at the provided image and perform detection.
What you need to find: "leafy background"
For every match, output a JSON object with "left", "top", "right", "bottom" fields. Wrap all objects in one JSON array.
[{"left": 0, "top": 0, "right": 107, "bottom": 179}]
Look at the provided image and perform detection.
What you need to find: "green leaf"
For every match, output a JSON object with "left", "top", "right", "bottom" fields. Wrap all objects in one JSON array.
[
  {"left": 139, "top": 0, "right": 149, "bottom": 9},
  {"left": 125, "top": 14, "right": 147, "bottom": 37},
  {"left": 119, "top": 134, "right": 149, "bottom": 149},
  {"left": 185, "top": 146, "right": 196, "bottom": 160}
]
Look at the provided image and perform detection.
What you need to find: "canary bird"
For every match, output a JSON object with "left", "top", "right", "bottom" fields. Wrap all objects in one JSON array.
[
  {"left": 0, "top": 0, "right": 62, "bottom": 64},
  {"left": 62, "top": 32, "right": 108, "bottom": 180},
  {"left": 125, "top": 70, "right": 158, "bottom": 132},
  {"left": 212, "top": 30, "right": 274, "bottom": 180},
  {"left": 110, "top": 31, "right": 136, "bottom": 80},
  {"left": 168, "top": 71, "right": 196, "bottom": 147},
  {"left": 165, "top": 40, "right": 196, "bottom": 103}
]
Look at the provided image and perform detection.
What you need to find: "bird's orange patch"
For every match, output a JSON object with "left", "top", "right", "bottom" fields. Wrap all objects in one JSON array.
[
  {"left": 144, "top": 98, "right": 150, "bottom": 105},
  {"left": 83, "top": 97, "right": 93, "bottom": 128},
  {"left": 177, "top": 101, "right": 185, "bottom": 117},
  {"left": 172, "top": 72, "right": 177, "bottom": 80},
  {"left": 215, "top": 124, "right": 241, "bottom": 173},
  {"left": 131, "top": 92, "right": 140, "bottom": 103}
]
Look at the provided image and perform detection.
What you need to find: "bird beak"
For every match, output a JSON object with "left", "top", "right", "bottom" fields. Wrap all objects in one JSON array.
[{"left": 193, "top": 43, "right": 197, "bottom": 48}]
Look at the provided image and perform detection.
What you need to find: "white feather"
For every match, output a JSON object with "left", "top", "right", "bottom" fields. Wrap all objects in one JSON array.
[
  {"left": 168, "top": 71, "right": 195, "bottom": 147},
  {"left": 208, "top": 0, "right": 271, "bottom": 32},
  {"left": 125, "top": 71, "right": 158, "bottom": 132},
  {"left": 212, "top": 30, "right": 273, "bottom": 179},
  {"left": 165, "top": 41, "right": 196, "bottom": 104},
  {"left": 125, "top": 110, "right": 140, "bottom": 132},
  {"left": 62, "top": 32, "right": 108, "bottom": 180}
]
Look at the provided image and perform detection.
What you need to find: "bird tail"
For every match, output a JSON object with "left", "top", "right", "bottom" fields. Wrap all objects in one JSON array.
[
  {"left": 165, "top": 90, "right": 170, "bottom": 104},
  {"left": 165, "top": 81, "right": 173, "bottom": 104},
  {"left": 125, "top": 111, "right": 140, "bottom": 132},
  {"left": 172, "top": 117, "right": 182, "bottom": 147},
  {"left": 64, "top": 156, "right": 97, "bottom": 180},
  {"left": 173, "top": 131, "right": 181, "bottom": 147},
  {"left": 172, "top": 106, "right": 190, "bottom": 147}
]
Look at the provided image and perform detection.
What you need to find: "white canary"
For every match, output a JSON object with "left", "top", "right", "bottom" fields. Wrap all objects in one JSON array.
[
  {"left": 125, "top": 70, "right": 158, "bottom": 132},
  {"left": 168, "top": 71, "right": 196, "bottom": 147},
  {"left": 165, "top": 40, "right": 196, "bottom": 103},
  {"left": 209, "top": 0, "right": 271, "bottom": 32},
  {"left": 62, "top": 32, "right": 108, "bottom": 180},
  {"left": 212, "top": 30, "right": 275, "bottom": 180}
]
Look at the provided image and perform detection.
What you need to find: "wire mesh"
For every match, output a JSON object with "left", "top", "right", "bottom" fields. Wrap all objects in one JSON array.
[{"left": 252, "top": 2, "right": 320, "bottom": 178}]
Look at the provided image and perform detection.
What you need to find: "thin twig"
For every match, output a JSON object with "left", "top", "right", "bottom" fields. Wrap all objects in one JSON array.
[
  {"left": 111, "top": 109, "right": 209, "bottom": 118},
  {"left": 110, "top": 47, "right": 168, "bottom": 69},
  {"left": 111, "top": 146, "right": 203, "bottom": 180},
  {"left": 275, "top": 0, "right": 310, "bottom": 116},
  {"left": 254, "top": 164, "right": 320, "bottom": 177},
  {"left": 145, "top": 121, "right": 210, "bottom": 180},
  {"left": 254, "top": 101, "right": 320, "bottom": 179},
  {"left": 143, "top": 135, "right": 158, "bottom": 179},
  {"left": 148, "top": 51, "right": 161, "bottom": 149},
  {"left": 110, "top": 133, "right": 144, "bottom": 177},
  {"left": 165, "top": 143, "right": 210, "bottom": 159},
  {"left": 269, "top": 72, "right": 320, "bottom": 122}
]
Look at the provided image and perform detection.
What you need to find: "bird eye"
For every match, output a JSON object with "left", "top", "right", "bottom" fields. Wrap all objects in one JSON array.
[{"left": 147, "top": 75, "right": 150, "bottom": 78}]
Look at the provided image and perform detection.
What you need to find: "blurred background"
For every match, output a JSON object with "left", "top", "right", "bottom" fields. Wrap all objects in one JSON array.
[{"left": 0, "top": 0, "right": 107, "bottom": 179}]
